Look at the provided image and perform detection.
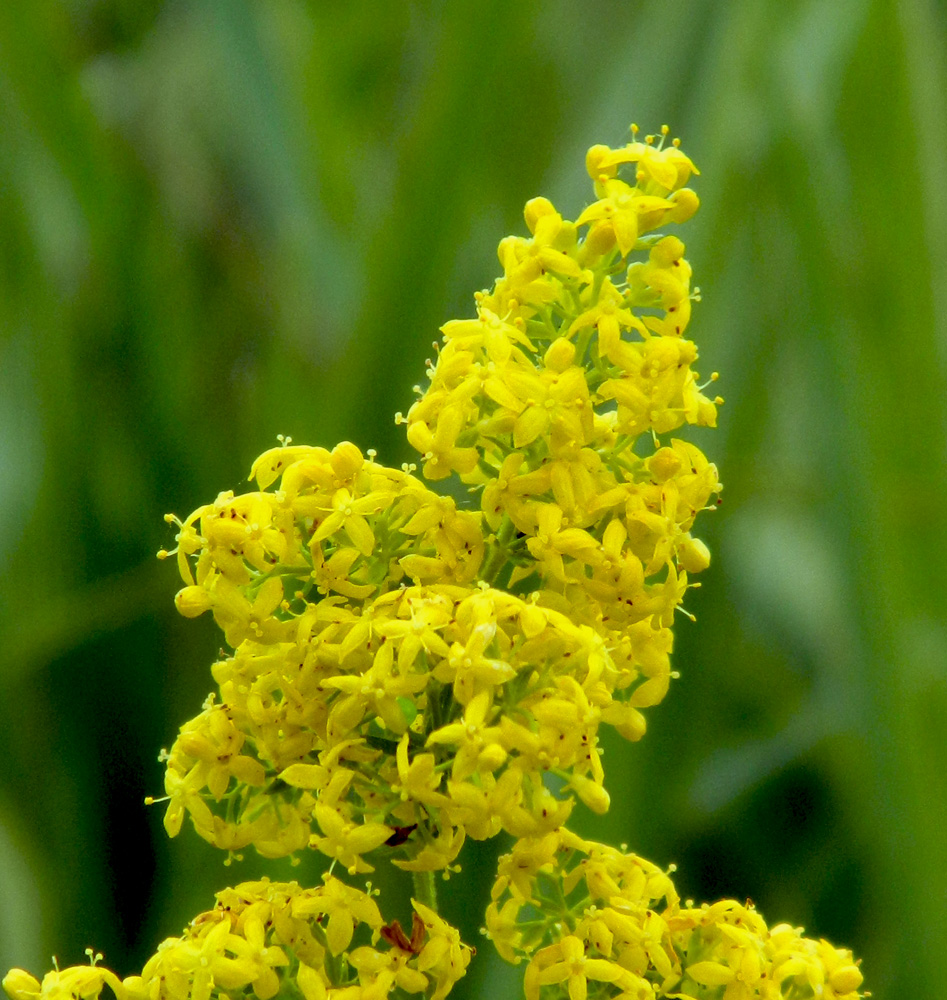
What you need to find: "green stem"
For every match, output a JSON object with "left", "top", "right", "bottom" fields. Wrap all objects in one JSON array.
[
  {"left": 480, "top": 515, "right": 517, "bottom": 586},
  {"left": 412, "top": 869, "right": 438, "bottom": 912}
]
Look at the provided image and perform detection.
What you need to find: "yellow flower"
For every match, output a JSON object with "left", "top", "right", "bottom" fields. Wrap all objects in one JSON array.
[
  {"left": 394, "top": 734, "right": 449, "bottom": 807},
  {"left": 577, "top": 177, "right": 672, "bottom": 255},
  {"left": 205, "top": 573, "right": 289, "bottom": 647},
  {"left": 322, "top": 637, "right": 428, "bottom": 736},
  {"left": 525, "top": 504, "right": 599, "bottom": 582},
  {"left": 525, "top": 934, "right": 625, "bottom": 1000},
  {"left": 498, "top": 212, "right": 585, "bottom": 288},
  {"left": 291, "top": 876, "right": 384, "bottom": 956},
  {"left": 434, "top": 623, "right": 516, "bottom": 706},
  {"left": 309, "top": 546, "right": 374, "bottom": 600},
  {"left": 568, "top": 279, "right": 649, "bottom": 362},
  {"left": 405, "top": 402, "right": 480, "bottom": 480},
  {"left": 311, "top": 487, "right": 387, "bottom": 556},
  {"left": 309, "top": 804, "right": 392, "bottom": 874},
  {"left": 426, "top": 689, "right": 507, "bottom": 780},
  {"left": 391, "top": 824, "right": 465, "bottom": 873},
  {"left": 411, "top": 902, "right": 472, "bottom": 1000},
  {"left": 480, "top": 452, "right": 539, "bottom": 531},
  {"left": 3, "top": 968, "right": 126, "bottom": 1000},
  {"left": 223, "top": 918, "right": 288, "bottom": 1000}
]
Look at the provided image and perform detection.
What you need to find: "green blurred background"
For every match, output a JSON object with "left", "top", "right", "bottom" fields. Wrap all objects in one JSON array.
[{"left": 1, "top": 1, "right": 945, "bottom": 997}]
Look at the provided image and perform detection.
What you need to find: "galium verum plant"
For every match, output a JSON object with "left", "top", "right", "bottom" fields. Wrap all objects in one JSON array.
[{"left": 3, "top": 124, "right": 866, "bottom": 1000}]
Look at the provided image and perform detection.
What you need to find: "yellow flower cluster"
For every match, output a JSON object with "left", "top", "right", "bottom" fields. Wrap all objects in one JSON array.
[
  {"left": 154, "top": 125, "right": 721, "bottom": 876},
  {"left": 487, "top": 828, "right": 865, "bottom": 1000},
  {"left": 403, "top": 124, "right": 720, "bottom": 690},
  {"left": 2, "top": 877, "right": 470, "bottom": 1000},
  {"left": 167, "top": 441, "right": 483, "bottom": 641},
  {"left": 3, "top": 125, "right": 866, "bottom": 1000},
  {"left": 161, "top": 575, "right": 669, "bottom": 870}
]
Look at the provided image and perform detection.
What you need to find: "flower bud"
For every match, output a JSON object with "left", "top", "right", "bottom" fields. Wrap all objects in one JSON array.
[
  {"left": 330, "top": 441, "right": 364, "bottom": 478},
  {"left": 2, "top": 970, "right": 40, "bottom": 1000},
  {"left": 585, "top": 144, "right": 617, "bottom": 180},
  {"left": 544, "top": 338, "right": 576, "bottom": 373},
  {"left": 829, "top": 965, "right": 864, "bottom": 994},
  {"left": 677, "top": 536, "right": 711, "bottom": 573},
  {"left": 524, "top": 197, "right": 556, "bottom": 234},
  {"left": 174, "top": 586, "right": 212, "bottom": 618},
  {"left": 650, "top": 235, "right": 686, "bottom": 267},
  {"left": 647, "top": 447, "right": 683, "bottom": 483},
  {"left": 569, "top": 773, "right": 611, "bottom": 814},
  {"left": 668, "top": 187, "right": 699, "bottom": 223}
]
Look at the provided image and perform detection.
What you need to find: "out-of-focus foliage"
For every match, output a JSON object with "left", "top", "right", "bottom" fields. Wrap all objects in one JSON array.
[{"left": 0, "top": 2, "right": 944, "bottom": 998}]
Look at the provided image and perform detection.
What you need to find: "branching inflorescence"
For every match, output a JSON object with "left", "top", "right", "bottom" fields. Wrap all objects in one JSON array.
[{"left": 4, "top": 126, "right": 865, "bottom": 1000}]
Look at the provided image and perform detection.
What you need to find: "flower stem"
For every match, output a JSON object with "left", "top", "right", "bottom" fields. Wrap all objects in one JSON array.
[
  {"left": 480, "top": 515, "right": 516, "bottom": 586},
  {"left": 411, "top": 870, "right": 438, "bottom": 912}
]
